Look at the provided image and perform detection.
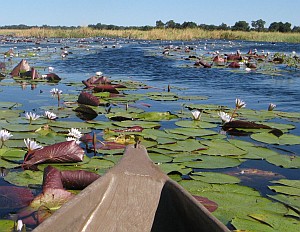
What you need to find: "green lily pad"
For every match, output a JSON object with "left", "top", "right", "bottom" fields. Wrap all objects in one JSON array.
[
  {"left": 158, "top": 163, "right": 192, "bottom": 175},
  {"left": 4, "top": 170, "right": 43, "bottom": 187},
  {"left": 0, "top": 148, "right": 26, "bottom": 162},
  {"left": 166, "top": 127, "right": 217, "bottom": 138},
  {"left": 266, "top": 154, "right": 300, "bottom": 168},
  {"left": 268, "top": 194, "right": 300, "bottom": 212},
  {"left": 180, "top": 180, "right": 288, "bottom": 226},
  {"left": 136, "top": 111, "right": 178, "bottom": 121},
  {"left": 2, "top": 124, "right": 42, "bottom": 132},
  {"left": 0, "top": 110, "right": 22, "bottom": 120},
  {"left": 175, "top": 120, "right": 217, "bottom": 129},
  {"left": 268, "top": 185, "right": 300, "bottom": 196},
  {"left": 200, "top": 140, "right": 247, "bottom": 156},
  {"left": 229, "top": 139, "right": 279, "bottom": 159},
  {"left": 112, "top": 120, "right": 160, "bottom": 129},
  {"left": 183, "top": 155, "right": 242, "bottom": 169},
  {"left": 49, "top": 120, "right": 92, "bottom": 129},
  {"left": 147, "top": 92, "right": 178, "bottom": 101},
  {"left": 191, "top": 172, "right": 241, "bottom": 184},
  {"left": 142, "top": 128, "right": 188, "bottom": 140},
  {"left": 148, "top": 152, "right": 173, "bottom": 163},
  {"left": 157, "top": 139, "right": 207, "bottom": 152},
  {"left": 271, "top": 179, "right": 300, "bottom": 189},
  {"left": 251, "top": 132, "right": 300, "bottom": 145},
  {"left": 80, "top": 157, "right": 115, "bottom": 171},
  {"left": 0, "top": 220, "right": 15, "bottom": 232},
  {"left": 0, "top": 101, "right": 22, "bottom": 108}
]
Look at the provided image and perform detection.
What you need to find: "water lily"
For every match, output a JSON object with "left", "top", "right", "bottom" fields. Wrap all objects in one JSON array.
[
  {"left": 191, "top": 110, "right": 201, "bottom": 120},
  {"left": 44, "top": 110, "right": 57, "bottom": 120},
  {"left": 66, "top": 136, "right": 81, "bottom": 144},
  {"left": 0, "top": 129, "right": 13, "bottom": 148},
  {"left": 235, "top": 98, "right": 246, "bottom": 109},
  {"left": 68, "top": 128, "right": 82, "bottom": 139},
  {"left": 50, "top": 88, "right": 62, "bottom": 106},
  {"left": 24, "top": 138, "right": 43, "bottom": 151},
  {"left": 218, "top": 111, "right": 233, "bottom": 123},
  {"left": 25, "top": 112, "right": 40, "bottom": 124},
  {"left": 50, "top": 88, "right": 62, "bottom": 96},
  {"left": 268, "top": 103, "right": 276, "bottom": 111},
  {"left": 17, "top": 219, "right": 24, "bottom": 232}
]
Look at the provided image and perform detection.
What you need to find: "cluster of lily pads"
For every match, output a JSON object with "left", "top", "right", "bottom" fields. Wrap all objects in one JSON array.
[{"left": 0, "top": 39, "right": 299, "bottom": 231}]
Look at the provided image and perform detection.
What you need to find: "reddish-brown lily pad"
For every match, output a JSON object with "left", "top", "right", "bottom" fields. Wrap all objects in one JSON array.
[
  {"left": 77, "top": 91, "right": 100, "bottom": 106},
  {"left": 0, "top": 186, "right": 34, "bottom": 209},
  {"left": 23, "top": 141, "right": 85, "bottom": 168},
  {"left": 193, "top": 195, "right": 218, "bottom": 212}
]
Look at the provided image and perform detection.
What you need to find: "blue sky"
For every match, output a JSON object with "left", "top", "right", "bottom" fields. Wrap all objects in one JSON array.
[{"left": 0, "top": 0, "right": 299, "bottom": 27}]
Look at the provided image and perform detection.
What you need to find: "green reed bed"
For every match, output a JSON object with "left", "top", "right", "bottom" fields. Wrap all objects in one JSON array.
[{"left": 1, "top": 27, "right": 300, "bottom": 43}]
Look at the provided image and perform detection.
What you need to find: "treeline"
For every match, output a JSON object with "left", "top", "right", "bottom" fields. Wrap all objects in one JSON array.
[
  {"left": 1, "top": 19, "right": 300, "bottom": 33},
  {"left": 88, "top": 19, "right": 300, "bottom": 33}
]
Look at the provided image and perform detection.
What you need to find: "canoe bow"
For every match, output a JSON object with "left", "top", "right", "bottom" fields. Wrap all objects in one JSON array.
[{"left": 33, "top": 144, "right": 229, "bottom": 232}]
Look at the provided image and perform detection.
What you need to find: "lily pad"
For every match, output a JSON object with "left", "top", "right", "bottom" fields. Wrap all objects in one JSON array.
[
  {"left": 112, "top": 120, "right": 160, "bottom": 129},
  {"left": 4, "top": 170, "right": 43, "bottom": 187},
  {"left": 158, "top": 163, "right": 192, "bottom": 175},
  {"left": 266, "top": 154, "right": 300, "bottom": 168},
  {"left": 157, "top": 139, "right": 207, "bottom": 152},
  {"left": 268, "top": 185, "right": 300, "bottom": 196},
  {"left": 165, "top": 127, "right": 217, "bottom": 138},
  {"left": 268, "top": 194, "right": 300, "bottom": 212},
  {"left": 200, "top": 140, "right": 247, "bottom": 156},
  {"left": 251, "top": 132, "right": 300, "bottom": 145},
  {"left": 148, "top": 152, "right": 173, "bottom": 163},
  {"left": 136, "top": 111, "right": 178, "bottom": 121},
  {"left": 175, "top": 120, "right": 217, "bottom": 129},
  {"left": 191, "top": 172, "right": 241, "bottom": 184},
  {"left": 183, "top": 155, "right": 242, "bottom": 169}
]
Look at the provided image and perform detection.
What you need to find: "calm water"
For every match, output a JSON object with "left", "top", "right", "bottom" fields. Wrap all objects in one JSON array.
[{"left": 0, "top": 37, "right": 299, "bottom": 223}]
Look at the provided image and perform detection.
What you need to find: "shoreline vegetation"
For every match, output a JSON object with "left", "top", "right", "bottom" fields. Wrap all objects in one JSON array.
[{"left": 1, "top": 27, "right": 300, "bottom": 43}]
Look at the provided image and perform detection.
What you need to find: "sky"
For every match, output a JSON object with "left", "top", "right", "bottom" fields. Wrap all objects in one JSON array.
[{"left": 0, "top": 0, "right": 299, "bottom": 28}]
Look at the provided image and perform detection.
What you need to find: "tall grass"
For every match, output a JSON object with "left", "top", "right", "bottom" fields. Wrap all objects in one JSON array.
[{"left": 1, "top": 27, "right": 300, "bottom": 43}]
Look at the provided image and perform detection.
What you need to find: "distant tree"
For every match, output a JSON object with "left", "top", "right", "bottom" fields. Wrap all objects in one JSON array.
[
  {"left": 155, "top": 20, "right": 165, "bottom": 29},
  {"left": 181, "top": 21, "right": 197, "bottom": 29},
  {"left": 218, "top": 23, "right": 229, "bottom": 30},
  {"left": 292, "top": 26, "right": 300, "bottom": 33},
  {"left": 251, "top": 19, "right": 266, "bottom": 32},
  {"left": 269, "top": 22, "right": 291, "bottom": 32},
  {"left": 232, "top": 21, "right": 250, "bottom": 31},
  {"left": 165, "top": 20, "right": 176, "bottom": 29}
]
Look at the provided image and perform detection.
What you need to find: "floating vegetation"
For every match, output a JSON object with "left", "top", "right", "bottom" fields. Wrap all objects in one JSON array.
[{"left": 0, "top": 37, "right": 299, "bottom": 231}]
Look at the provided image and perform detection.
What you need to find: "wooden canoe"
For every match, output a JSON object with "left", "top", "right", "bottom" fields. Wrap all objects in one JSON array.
[{"left": 33, "top": 144, "right": 230, "bottom": 232}]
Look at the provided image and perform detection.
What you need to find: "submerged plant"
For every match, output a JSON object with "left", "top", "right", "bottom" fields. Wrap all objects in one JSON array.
[
  {"left": 0, "top": 129, "right": 13, "bottom": 148},
  {"left": 25, "top": 112, "right": 40, "bottom": 125}
]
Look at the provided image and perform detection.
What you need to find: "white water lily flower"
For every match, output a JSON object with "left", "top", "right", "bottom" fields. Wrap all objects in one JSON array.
[
  {"left": 25, "top": 112, "right": 40, "bottom": 121},
  {"left": 0, "top": 129, "right": 13, "bottom": 142},
  {"left": 68, "top": 128, "right": 82, "bottom": 139},
  {"left": 50, "top": 88, "right": 62, "bottom": 96},
  {"left": 235, "top": 98, "right": 246, "bottom": 109},
  {"left": 66, "top": 136, "right": 81, "bottom": 144},
  {"left": 48, "top": 66, "right": 54, "bottom": 73},
  {"left": 191, "top": 110, "right": 201, "bottom": 120},
  {"left": 17, "top": 219, "right": 24, "bottom": 232},
  {"left": 268, "top": 103, "right": 276, "bottom": 111},
  {"left": 44, "top": 111, "right": 57, "bottom": 120},
  {"left": 24, "top": 138, "right": 43, "bottom": 151},
  {"left": 218, "top": 111, "right": 233, "bottom": 123}
]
